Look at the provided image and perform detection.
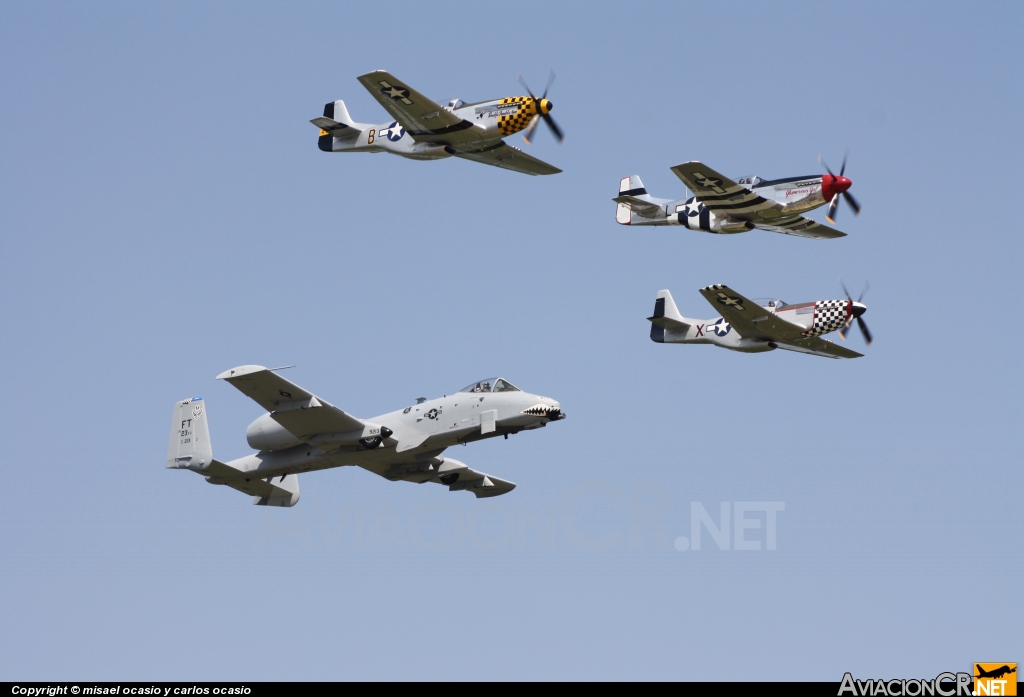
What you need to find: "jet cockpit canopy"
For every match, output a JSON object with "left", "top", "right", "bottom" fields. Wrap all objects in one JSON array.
[{"left": 458, "top": 378, "right": 521, "bottom": 394}]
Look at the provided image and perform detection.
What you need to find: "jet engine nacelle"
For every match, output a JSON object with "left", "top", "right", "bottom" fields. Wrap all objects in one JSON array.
[
  {"left": 246, "top": 413, "right": 304, "bottom": 451},
  {"left": 672, "top": 199, "right": 755, "bottom": 234}
]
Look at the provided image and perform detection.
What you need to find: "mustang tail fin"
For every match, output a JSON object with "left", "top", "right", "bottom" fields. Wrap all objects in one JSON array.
[
  {"left": 648, "top": 290, "right": 691, "bottom": 343},
  {"left": 620, "top": 175, "right": 647, "bottom": 197},
  {"left": 166, "top": 397, "right": 214, "bottom": 472},
  {"left": 615, "top": 175, "right": 669, "bottom": 224},
  {"left": 312, "top": 100, "right": 363, "bottom": 151}
]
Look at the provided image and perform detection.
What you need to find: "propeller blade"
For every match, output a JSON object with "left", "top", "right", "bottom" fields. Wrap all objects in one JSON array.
[
  {"left": 522, "top": 114, "right": 541, "bottom": 145},
  {"left": 541, "top": 70, "right": 556, "bottom": 99},
  {"left": 839, "top": 149, "right": 848, "bottom": 177},
  {"left": 843, "top": 190, "right": 861, "bottom": 216},
  {"left": 839, "top": 276, "right": 853, "bottom": 301},
  {"left": 827, "top": 194, "right": 840, "bottom": 223},
  {"left": 857, "top": 280, "right": 869, "bottom": 303},
  {"left": 542, "top": 112, "right": 565, "bottom": 143},
  {"left": 517, "top": 73, "right": 536, "bottom": 99},
  {"left": 857, "top": 316, "right": 873, "bottom": 345},
  {"left": 818, "top": 154, "right": 835, "bottom": 177},
  {"left": 838, "top": 318, "right": 854, "bottom": 341}
]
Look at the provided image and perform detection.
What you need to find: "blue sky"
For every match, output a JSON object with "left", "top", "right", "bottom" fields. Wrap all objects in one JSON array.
[{"left": 1, "top": 0, "right": 1020, "bottom": 681}]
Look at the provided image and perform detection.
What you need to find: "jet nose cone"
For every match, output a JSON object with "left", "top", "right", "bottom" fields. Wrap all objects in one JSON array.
[
  {"left": 851, "top": 302, "right": 867, "bottom": 317},
  {"left": 540, "top": 99, "right": 553, "bottom": 114}
]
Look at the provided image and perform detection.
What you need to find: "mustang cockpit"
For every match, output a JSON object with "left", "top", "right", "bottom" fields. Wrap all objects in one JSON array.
[
  {"left": 459, "top": 378, "right": 521, "bottom": 394},
  {"left": 737, "top": 176, "right": 764, "bottom": 189},
  {"left": 752, "top": 298, "right": 787, "bottom": 311}
]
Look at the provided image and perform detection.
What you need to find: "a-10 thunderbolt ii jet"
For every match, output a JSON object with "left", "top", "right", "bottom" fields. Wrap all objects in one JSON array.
[
  {"left": 614, "top": 155, "right": 861, "bottom": 239},
  {"left": 649, "top": 282, "right": 872, "bottom": 359},
  {"left": 166, "top": 367, "right": 565, "bottom": 507},
  {"left": 311, "top": 70, "right": 564, "bottom": 176}
]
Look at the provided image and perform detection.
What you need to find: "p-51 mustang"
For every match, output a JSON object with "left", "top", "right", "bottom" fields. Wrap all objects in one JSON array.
[
  {"left": 311, "top": 70, "right": 564, "bottom": 176},
  {"left": 649, "top": 283, "right": 872, "bottom": 359},
  {"left": 167, "top": 366, "right": 565, "bottom": 507},
  {"left": 614, "top": 156, "right": 861, "bottom": 239}
]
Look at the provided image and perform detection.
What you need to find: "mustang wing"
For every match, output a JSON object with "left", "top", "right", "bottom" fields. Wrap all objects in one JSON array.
[
  {"left": 357, "top": 71, "right": 480, "bottom": 144},
  {"left": 216, "top": 365, "right": 364, "bottom": 440},
  {"left": 671, "top": 162, "right": 780, "bottom": 220},
  {"left": 671, "top": 162, "right": 846, "bottom": 239},
  {"left": 452, "top": 141, "right": 561, "bottom": 176},
  {"left": 612, "top": 194, "right": 662, "bottom": 217},
  {"left": 752, "top": 217, "right": 846, "bottom": 239},
  {"left": 773, "top": 336, "right": 863, "bottom": 359},
  {"left": 698, "top": 284, "right": 805, "bottom": 341}
]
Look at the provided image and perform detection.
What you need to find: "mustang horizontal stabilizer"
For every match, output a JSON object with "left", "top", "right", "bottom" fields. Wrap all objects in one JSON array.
[
  {"left": 612, "top": 195, "right": 662, "bottom": 217},
  {"left": 310, "top": 116, "right": 360, "bottom": 140},
  {"left": 453, "top": 142, "right": 561, "bottom": 176},
  {"left": 698, "top": 285, "right": 805, "bottom": 341},
  {"left": 648, "top": 315, "right": 690, "bottom": 333},
  {"left": 216, "top": 365, "right": 364, "bottom": 440}
]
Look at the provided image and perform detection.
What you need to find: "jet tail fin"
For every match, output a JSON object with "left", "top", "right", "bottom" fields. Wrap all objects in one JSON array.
[{"left": 166, "top": 397, "right": 214, "bottom": 472}]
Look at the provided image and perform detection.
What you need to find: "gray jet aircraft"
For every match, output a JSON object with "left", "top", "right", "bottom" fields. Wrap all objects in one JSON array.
[
  {"left": 167, "top": 367, "right": 565, "bottom": 507},
  {"left": 649, "top": 283, "right": 872, "bottom": 359}
]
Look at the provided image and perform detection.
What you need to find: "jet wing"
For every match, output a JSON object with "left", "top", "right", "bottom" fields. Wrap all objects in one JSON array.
[
  {"left": 698, "top": 284, "right": 806, "bottom": 341},
  {"left": 452, "top": 141, "right": 561, "bottom": 176},
  {"left": 203, "top": 460, "right": 302, "bottom": 506},
  {"left": 773, "top": 336, "right": 863, "bottom": 359},
  {"left": 752, "top": 217, "right": 847, "bottom": 239},
  {"left": 373, "top": 457, "right": 516, "bottom": 498},
  {"left": 216, "top": 365, "right": 364, "bottom": 440},
  {"left": 612, "top": 195, "right": 662, "bottom": 217},
  {"left": 357, "top": 71, "right": 480, "bottom": 144}
]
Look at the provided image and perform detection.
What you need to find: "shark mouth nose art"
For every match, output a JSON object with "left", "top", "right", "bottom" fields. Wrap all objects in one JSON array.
[{"left": 522, "top": 404, "right": 564, "bottom": 419}]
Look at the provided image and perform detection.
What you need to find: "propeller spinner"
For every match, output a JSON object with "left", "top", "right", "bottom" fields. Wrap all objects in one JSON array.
[
  {"left": 517, "top": 71, "right": 564, "bottom": 145},
  {"left": 819, "top": 153, "right": 861, "bottom": 224}
]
